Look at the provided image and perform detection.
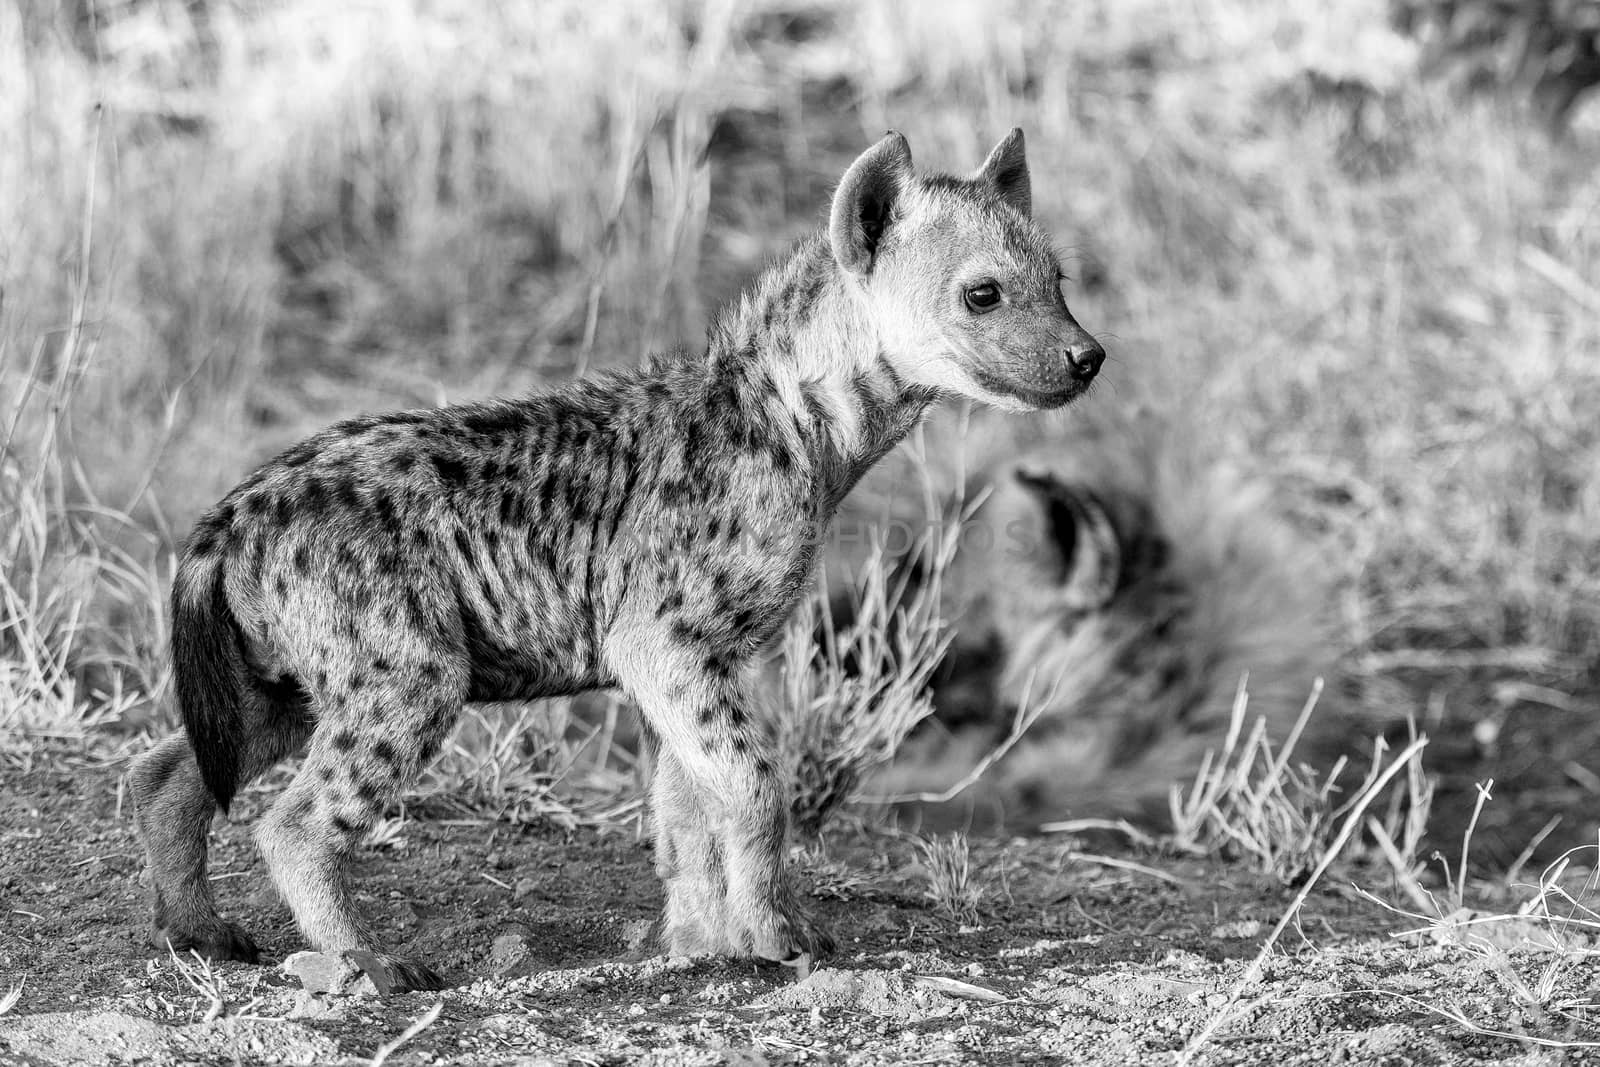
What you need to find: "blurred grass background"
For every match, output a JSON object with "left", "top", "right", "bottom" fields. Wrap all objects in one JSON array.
[{"left": 3, "top": 0, "right": 1598, "bottom": 857}]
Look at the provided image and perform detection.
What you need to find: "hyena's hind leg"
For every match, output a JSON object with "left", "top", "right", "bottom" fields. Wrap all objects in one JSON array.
[
  {"left": 128, "top": 687, "right": 310, "bottom": 962},
  {"left": 254, "top": 665, "right": 464, "bottom": 993}
]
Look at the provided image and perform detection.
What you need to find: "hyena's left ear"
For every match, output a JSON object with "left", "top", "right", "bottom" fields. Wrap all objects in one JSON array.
[
  {"left": 1014, "top": 466, "right": 1119, "bottom": 611},
  {"left": 974, "top": 127, "right": 1031, "bottom": 218},
  {"left": 830, "top": 130, "right": 913, "bottom": 276}
]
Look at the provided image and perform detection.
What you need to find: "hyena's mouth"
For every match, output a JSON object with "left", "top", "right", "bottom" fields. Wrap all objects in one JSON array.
[{"left": 970, "top": 368, "right": 1089, "bottom": 410}]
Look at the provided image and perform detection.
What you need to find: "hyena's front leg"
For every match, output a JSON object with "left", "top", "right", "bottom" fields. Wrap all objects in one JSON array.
[
  {"left": 649, "top": 745, "right": 726, "bottom": 955},
  {"left": 622, "top": 653, "right": 833, "bottom": 963}
]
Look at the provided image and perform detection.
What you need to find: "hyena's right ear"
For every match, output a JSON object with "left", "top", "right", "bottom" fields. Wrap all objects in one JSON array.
[
  {"left": 1014, "top": 467, "right": 1122, "bottom": 612},
  {"left": 830, "top": 131, "right": 913, "bottom": 276},
  {"left": 974, "top": 127, "right": 1031, "bottom": 218}
]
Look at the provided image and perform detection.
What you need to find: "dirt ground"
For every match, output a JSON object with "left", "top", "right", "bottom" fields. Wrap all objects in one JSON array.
[{"left": 1, "top": 757, "right": 1594, "bottom": 1066}]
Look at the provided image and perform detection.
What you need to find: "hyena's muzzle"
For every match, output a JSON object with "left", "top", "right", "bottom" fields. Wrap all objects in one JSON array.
[{"left": 972, "top": 313, "right": 1105, "bottom": 410}]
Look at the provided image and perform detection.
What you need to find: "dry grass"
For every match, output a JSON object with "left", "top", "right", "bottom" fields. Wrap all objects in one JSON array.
[
  {"left": 1, "top": 92, "right": 168, "bottom": 766},
  {"left": 1355, "top": 788, "right": 1600, "bottom": 1051},
  {"left": 772, "top": 461, "right": 964, "bottom": 837},
  {"left": 1177, "top": 725, "right": 1431, "bottom": 1063},
  {"left": 417, "top": 697, "right": 644, "bottom": 830},
  {"left": 913, "top": 832, "right": 987, "bottom": 925},
  {"left": 1168, "top": 677, "right": 1436, "bottom": 884}
]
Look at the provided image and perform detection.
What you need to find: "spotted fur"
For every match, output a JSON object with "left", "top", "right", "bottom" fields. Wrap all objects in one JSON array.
[{"left": 127, "top": 129, "right": 1106, "bottom": 991}]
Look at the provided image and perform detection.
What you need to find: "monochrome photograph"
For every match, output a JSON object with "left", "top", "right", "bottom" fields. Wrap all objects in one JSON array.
[{"left": 2, "top": 0, "right": 1598, "bottom": 1062}]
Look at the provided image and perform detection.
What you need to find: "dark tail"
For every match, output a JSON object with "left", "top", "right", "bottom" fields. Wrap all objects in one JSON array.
[{"left": 173, "top": 558, "right": 246, "bottom": 812}]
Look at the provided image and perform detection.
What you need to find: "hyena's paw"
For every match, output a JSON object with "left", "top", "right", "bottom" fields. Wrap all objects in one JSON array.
[
  {"left": 153, "top": 920, "right": 261, "bottom": 964},
  {"left": 724, "top": 896, "right": 835, "bottom": 966},
  {"left": 345, "top": 951, "right": 449, "bottom": 995}
]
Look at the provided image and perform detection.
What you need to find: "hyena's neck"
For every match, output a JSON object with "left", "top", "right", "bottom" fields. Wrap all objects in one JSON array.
[{"left": 704, "top": 236, "right": 936, "bottom": 493}]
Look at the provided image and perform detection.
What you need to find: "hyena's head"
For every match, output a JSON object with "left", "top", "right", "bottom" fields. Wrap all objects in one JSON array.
[
  {"left": 829, "top": 128, "right": 1105, "bottom": 411},
  {"left": 985, "top": 463, "right": 1166, "bottom": 620}
]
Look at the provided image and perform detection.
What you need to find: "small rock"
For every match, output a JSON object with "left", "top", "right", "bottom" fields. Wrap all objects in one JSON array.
[
  {"left": 283, "top": 951, "right": 349, "bottom": 994},
  {"left": 621, "top": 919, "right": 658, "bottom": 954},
  {"left": 488, "top": 928, "right": 532, "bottom": 975},
  {"left": 283, "top": 950, "right": 389, "bottom": 996}
]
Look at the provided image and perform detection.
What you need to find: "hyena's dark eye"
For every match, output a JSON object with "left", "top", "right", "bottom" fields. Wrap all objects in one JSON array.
[{"left": 963, "top": 283, "right": 1002, "bottom": 314}]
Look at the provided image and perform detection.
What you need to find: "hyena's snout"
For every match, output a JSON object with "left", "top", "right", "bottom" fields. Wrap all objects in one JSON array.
[
  {"left": 1010, "top": 323, "right": 1105, "bottom": 406},
  {"left": 1057, "top": 311, "right": 1105, "bottom": 384},
  {"left": 1058, "top": 334, "right": 1105, "bottom": 384}
]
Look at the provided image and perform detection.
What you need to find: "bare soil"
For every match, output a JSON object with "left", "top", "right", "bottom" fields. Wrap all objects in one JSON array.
[{"left": 2, "top": 758, "right": 1593, "bottom": 1066}]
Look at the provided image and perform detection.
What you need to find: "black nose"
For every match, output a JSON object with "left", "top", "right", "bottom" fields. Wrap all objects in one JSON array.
[{"left": 1068, "top": 341, "right": 1104, "bottom": 381}]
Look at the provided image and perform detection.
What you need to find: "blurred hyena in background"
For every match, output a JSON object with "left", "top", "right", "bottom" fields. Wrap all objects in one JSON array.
[{"left": 844, "top": 407, "right": 1346, "bottom": 830}]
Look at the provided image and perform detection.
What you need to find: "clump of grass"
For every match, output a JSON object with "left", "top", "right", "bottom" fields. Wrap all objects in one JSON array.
[
  {"left": 152, "top": 944, "right": 266, "bottom": 1025},
  {"left": 164, "top": 947, "right": 228, "bottom": 1025},
  {"left": 1177, "top": 723, "right": 1431, "bottom": 1064},
  {"left": 1169, "top": 677, "right": 1435, "bottom": 884},
  {"left": 1355, "top": 787, "right": 1600, "bottom": 1051},
  {"left": 772, "top": 491, "right": 965, "bottom": 839},
  {"left": 417, "top": 695, "right": 643, "bottom": 831},
  {"left": 361, "top": 814, "right": 411, "bottom": 853},
  {"left": 1, "top": 106, "right": 167, "bottom": 765},
  {"left": 6, "top": 0, "right": 772, "bottom": 533},
  {"left": 914, "top": 831, "right": 986, "bottom": 924}
]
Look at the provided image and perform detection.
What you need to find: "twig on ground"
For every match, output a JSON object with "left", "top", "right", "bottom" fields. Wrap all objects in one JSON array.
[
  {"left": 368, "top": 1000, "right": 445, "bottom": 1067},
  {"left": 1177, "top": 731, "right": 1429, "bottom": 1065}
]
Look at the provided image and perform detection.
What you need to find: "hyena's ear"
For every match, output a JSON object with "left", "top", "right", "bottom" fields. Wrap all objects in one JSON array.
[
  {"left": 974, "top": 127, "right": 1031, "bottom": 218},
  {"left": 1014, "top": 466, "right": 1119, "bottom": 611},
  {"left": 830, "top": 131, "right": 913, "bottom": 276}
]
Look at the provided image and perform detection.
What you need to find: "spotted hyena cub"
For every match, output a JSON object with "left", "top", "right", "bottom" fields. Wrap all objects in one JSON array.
[{"left": 127, "top": 129, "right": 1105, "bottom": 992}]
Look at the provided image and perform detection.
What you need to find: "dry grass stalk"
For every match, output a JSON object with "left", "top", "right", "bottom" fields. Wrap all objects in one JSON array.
[
  {"left": 1169, "top": 676, "right": 1434, "bottom": 885},
  {"left": 417, "top": 696, "right": 641, "bottom": 830},
  {"left": 368, "top": 1001, "right": 445, "bottom": 1067},
  {"left": 773, "top": 471, "right": 970, "bottom": 838},
  {"left": 2, "top": 101, "right": 166, "bottom": 766},
  {"left": 1356, "top": 793, "right": 1600, "bottom": 1051},
  {"left": 1177, "top": 728, "right": 1430, "bottom": 1064},
  {"left": 914, "top": 832, "right": 986, "bottom": 924}
]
